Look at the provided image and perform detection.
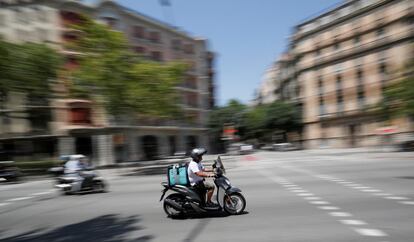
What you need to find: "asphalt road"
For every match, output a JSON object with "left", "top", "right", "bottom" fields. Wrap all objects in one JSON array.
[{"left": 0, "top": 150, "right": 413, "bottom": 242}]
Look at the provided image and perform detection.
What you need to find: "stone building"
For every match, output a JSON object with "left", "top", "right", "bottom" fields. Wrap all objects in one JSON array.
[{"left": 0, "top": 0, "right": 215, "bottom": 164}]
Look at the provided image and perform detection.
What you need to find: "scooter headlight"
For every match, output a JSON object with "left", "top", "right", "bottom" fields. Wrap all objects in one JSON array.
[{"left": 224, "top": 178, "right": 231, "bottom": 186}]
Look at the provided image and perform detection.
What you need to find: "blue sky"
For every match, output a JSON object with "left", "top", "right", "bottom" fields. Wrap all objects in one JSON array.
[{"left": 90, "top": 0, "right": 343, "bottom": 106}]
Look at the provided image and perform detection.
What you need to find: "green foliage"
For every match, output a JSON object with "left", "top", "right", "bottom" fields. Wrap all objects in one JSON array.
[
  {"left": 243, "top": 101, "right": 301, "bottom": 140},
  {"left": 69, "top": 17, "right": 186, "bottom": 118},
  {"left": 381, "top": 60, "right": 414, "bottom": 119},
  {"left": 244, "top": 105, "right": 267, "bottom": 139},
  {"left": 264, "top": 101, "right": 301, "bottom": 130},
  {"left": 208, "top": 99, "right": 301, "bottom": 142},
  {"left": 208, "top": 99, "right": 247, "bottom": 135},
  {"left": 0, "top": 40, "right": 61, "bottom": 104}
]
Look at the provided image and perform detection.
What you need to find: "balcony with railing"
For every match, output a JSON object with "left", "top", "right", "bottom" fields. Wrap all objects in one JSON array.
[{"left": 299, "top": 28, "right": 413, "bottom": 71}]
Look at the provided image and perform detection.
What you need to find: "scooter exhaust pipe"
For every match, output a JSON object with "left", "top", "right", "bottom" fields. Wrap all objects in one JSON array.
[{"left": 164, "top": 199, "right": 184, "bottom": 211}]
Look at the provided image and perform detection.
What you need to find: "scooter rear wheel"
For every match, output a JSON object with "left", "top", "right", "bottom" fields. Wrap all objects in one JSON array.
[{"left": 163, "top": 194, "right": 185, "bottom": 218}]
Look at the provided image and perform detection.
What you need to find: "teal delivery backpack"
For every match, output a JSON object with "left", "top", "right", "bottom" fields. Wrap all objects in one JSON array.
[{"left": 168, "top": 163, "right": 189, "bottom": 186}]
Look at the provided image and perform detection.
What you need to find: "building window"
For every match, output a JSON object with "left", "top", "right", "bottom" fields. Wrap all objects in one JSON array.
[
  {"left": 172, "top": 39, "right": 181, "bottom": 50},
  {"left": 334, "top": 42, "right": 340, "bottom": 51},
  {"left": 379, "top": 63, "right": 387, "bottom": 75},
  {"left": 334, "top": 63, "right": 343, "bottom": 73},
  {"left": 319, "top": 97, "right": 326, "bottom": 115},
  {"left": 376, "top": 27, "right": 385, "bottom": 38},
  {"left": 379, "top": 63, "right": 387, "bottom": 91},
  {"left": 151, "top": 51, "right": 163, "bottom": 61},
  {"left": 134, "top": 46, "right": 146, "bottom": 55},
  {"left": 336, "top": 75, "right": 342, "bottom": 90},
  {"left": 184, "top": 44, "right": 194, "bottom": 54},
  {"left": 133, "top": 26, "right": 145, "bottom": 38},
  {"left": 317, "top": 77, "right": 324, "bottom": 95},
  {"left": 315, "top": 48, "right": 320, "bottom": 57},
  {"left": 354, "top": 35, "right": 360, "bottom": 45},
  {"left": 102, "top": 17, "right": 118, "bottom": 29},
  {"left": 70, "top": 108, "right": 91, "bottom": 125},
  {"left": 337, "top": 94, "right": 344, "bottom": 113},
  {"left": 357, "top": 69, "right": 363, "bottom": 86},
  {"left": 185, "top": 76, "right": 197, "bottom": 89},
  {"left": 357, "top": 90, "right": 365, "bottom": 108},
  {"left": 149, "top": 31, "right": 160, "bottom": 43}
]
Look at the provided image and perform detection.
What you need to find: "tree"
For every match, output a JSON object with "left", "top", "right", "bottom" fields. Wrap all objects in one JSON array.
[
  {"left": 208, "top": 99, "right": 247, "bottom": 136},
  {"left": 382, "top": 59, "right": 414, "bottom": 119},
  {"left": 208, "top": 99, "right": 247, "bottom": 152},
  {"left": 69, "top": 17, "right": 186, "bottom": 119},
  {"left": 0, "top": 40, "right": 61, "bottom": 128},
  {"left": 264, "top": 101, "right": 301, "bottom": 131},
  {"left": 208, "top": 99, "right": 301, "bottom": 144}
]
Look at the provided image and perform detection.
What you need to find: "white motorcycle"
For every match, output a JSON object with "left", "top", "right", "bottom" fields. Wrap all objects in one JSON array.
[{"left": 55, "top": 170, "right": 107, "bottom": 195}]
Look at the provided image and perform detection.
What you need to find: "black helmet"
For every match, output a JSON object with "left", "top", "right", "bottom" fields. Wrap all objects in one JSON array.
[{"left": 190, "top": 148, "right": 207, "bottom": 160}]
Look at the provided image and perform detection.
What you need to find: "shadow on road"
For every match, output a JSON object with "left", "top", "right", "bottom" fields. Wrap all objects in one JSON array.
[
  {"left": 396, "top": 176, "right": 414, "bottom": 180},
  {"left": 0, "top": 214, "right": 153, "bottom": 242},
  {"left": 181, "top": 211, "right": 249, "bottom": 242}
]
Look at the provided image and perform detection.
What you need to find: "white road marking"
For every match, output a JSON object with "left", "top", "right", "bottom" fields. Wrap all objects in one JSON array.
[
  {"left": 353, "top": 228, "right": 387, "bottom": 237},
  {"left": 340, "top": 220, "right": 367, "bottom": 225},
  {"left": 399, "top": 201, "right": 414, "bottom": 205},
  {"left": 5, "top": 196, "right": 33, "bottom": 202},
  {"left": 345, "top": 184, "right": 362, "bottom": 187},
  {"left": 286, "top": 187, "right": 302, "bottom": 190},
  {"left": 329, "top": 212, "right": 352, "bottom": 217},
  {"left": 0, "top": 203, "right": 10, "bottom": 207},
  {"left": 297, "top": 193, "right": 314, "bottom": 197},
  {"left": 353, "top": 186, "right": 372, "bottom": 189},
  {"left": 31, "top": 191, "right": 54, "bottom": 196},
  {"left": 318, "top": 206, "right": 340, "bottom": 210},
  {"left": 361, "top": 189, "right": 382, "bottom": 193},
  {"left": 385, "top": 196, "right": 409, "bottom": 200},
  {"left": 309, "top": 201, "right": 330, "bottom": 205},
  {"left": 291, "top": 190, "right": 307, "bottom": 193},
  {"left": 374, "top": 193, "right": 393, "bottom": 196},
  {"left": 303, "top": 197, "right": 321, "bottom": 200}
]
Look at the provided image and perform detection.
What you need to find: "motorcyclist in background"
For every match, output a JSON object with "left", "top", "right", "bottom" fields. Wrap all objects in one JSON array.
[{"left": 64, "top": 155, "right": 95, "bottom": 190}]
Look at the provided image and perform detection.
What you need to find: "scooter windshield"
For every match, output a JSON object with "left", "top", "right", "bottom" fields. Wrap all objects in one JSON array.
[{"left": 216, "top": 156, "right": 226, "bottom": 174}]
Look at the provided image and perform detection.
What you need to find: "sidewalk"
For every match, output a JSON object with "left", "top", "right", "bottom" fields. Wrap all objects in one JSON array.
[
  {"left": 302, "top": 147, "right": 413, "bottom": 159},
  {"left": 97, "top": 154, "right": 236, "bottom": 177}
]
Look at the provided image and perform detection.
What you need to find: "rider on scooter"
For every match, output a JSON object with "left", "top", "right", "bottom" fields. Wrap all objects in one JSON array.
[
  {"left": 64, "top": 155, "right": 95, "bottom": 190},
  {"left": 187, "top": 148, "right": 216, "bottom": 207}
]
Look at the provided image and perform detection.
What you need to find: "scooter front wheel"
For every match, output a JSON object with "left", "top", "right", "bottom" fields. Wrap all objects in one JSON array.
[{"left": 223, "top": 192, "right": 246, "bottom": 215}]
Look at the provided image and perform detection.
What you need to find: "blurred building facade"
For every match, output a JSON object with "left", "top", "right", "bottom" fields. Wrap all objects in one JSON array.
[
  {"left": 0, "top": 0, "right": 215, "bottom": 164},
  {"left": 292, "top": 0, "right": 414, "bottom": 148},
  {"left": 254, "top": 52, "right": 303, "bottom": 145},
  {"left": 256, "top": 0, "right": 413, "bottom": 148}
]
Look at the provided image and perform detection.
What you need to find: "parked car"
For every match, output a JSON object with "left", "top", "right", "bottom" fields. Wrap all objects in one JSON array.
[
  {"left": 272, "top": 143, "right": 299, "bottom": 151},
  {"left": 260, "top": 144, "right": 275, "bottom": 151},
  {"left": 227, "top": 143, "right": 254, "bottom": 155},
  {"left": 0, "top": 161, "right": 21, "bottom": 182},
  {"left": 398, "top": 140, "right": 414, "bottom": 152}
]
